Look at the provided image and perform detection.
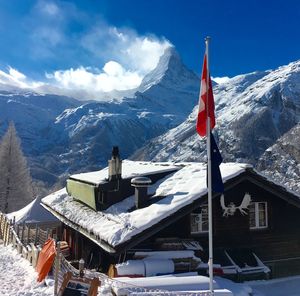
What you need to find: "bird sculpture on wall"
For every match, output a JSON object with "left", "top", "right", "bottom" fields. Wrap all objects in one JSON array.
[{"left": 220, "top": 193, "right": 252, "bottom": 217}]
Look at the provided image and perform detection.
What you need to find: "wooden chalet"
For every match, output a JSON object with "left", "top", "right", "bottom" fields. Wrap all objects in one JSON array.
[{"left": 41, "top": 148, "right": 300, "bottom": 280}]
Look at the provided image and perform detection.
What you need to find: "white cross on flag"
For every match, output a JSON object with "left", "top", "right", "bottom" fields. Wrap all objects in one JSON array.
[{"left": 196, "top": 54, "right": 216, "bottom": 137}]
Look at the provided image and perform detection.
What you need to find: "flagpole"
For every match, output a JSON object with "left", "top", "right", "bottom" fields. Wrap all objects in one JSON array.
[{"left": 205, "top": 36, "right": 214, "bottom": 295}]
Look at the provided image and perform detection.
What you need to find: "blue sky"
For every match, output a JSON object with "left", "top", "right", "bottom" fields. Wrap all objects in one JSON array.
[{"left": 1, "top": 0, "right": 300, "bottom": 99}]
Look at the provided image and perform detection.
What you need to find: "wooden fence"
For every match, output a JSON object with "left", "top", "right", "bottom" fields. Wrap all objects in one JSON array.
[
  {"left": 0, "top": 211, "right": 213, "bottom": 296},
  {"left": 0, "top": 212, "right": 58, "bottom": 267}
]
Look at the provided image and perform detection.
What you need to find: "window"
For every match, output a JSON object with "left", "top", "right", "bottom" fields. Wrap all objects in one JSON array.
[
  {"left": 191, "top": 205, "right": 208, "bottom": 234},
  {"left": 249, "top": 202, "right": 268, "bottom": 229}
]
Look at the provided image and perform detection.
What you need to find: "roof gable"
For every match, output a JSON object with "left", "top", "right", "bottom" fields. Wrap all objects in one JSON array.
[{"left": 223, "top": 168, "right": 300, "bottom": 209}]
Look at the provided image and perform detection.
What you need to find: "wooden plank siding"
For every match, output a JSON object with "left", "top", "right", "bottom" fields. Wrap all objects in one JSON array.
[
  {"left": 138, "top": 178, "right": 300, "bottom": 278},
  {"left": 174, "top": 180, "right": 300, "bottom": 262}
]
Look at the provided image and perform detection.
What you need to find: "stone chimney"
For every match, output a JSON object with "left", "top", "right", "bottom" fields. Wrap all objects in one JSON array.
[
  {"left": 108, "top": 146, "right": 122, "bottom": 181},
  {"left": 131, "top": 177, "right": 152, "bottom": 209}
]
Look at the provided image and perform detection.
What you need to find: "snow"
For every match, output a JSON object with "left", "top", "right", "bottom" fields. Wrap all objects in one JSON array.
[
  {"left": 248, "top": 276, "right": 300, "bottom": 296},
  {"left": 7, "top": 196, "right": 58, "bottom": 224},
  {"left": 215, "top": 277, "right": 252, "bottom": 296},
  {"left": 213, "top": 60, "right": 300, "bottom": 124},
  {"left": 2, "top": 239, "right": 300, "bottom": 296},
  {"left": 0, "top": 243, "right": 53, "bottom": 296},
  {"left": 115, "top": 259, "right": 175, "bottom": 277},
  {"left": 7, "top": 199, "right": 35, "bottom": 223},
  {"left": 111, "top": 275, "right": 253, "bottom": 295},
  {"left": 112, "top": 275, "right": 222, "bottom": 294},
  {"left": 112, "top": 274, "right": 300, "bottom": 296},
  {"left": 144, "top": 260, "right": 174, "bottom": 276},
  {"left": 42, "top": 161, "right": 249, "bottom": 248},
  {"left": 116, "top": 260, "right": 146, "bottom": 276},
  {"left": 70, "top": 160, "right": 180, "bottom": 185}
]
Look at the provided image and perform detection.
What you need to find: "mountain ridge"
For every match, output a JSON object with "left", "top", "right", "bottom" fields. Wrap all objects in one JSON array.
[
  {"left": 131, "top": 59, "right": 300, "bottom": 193},
  {"left": 1, "top": 49, "right": 300, "bottom": 194},
  {"left": 0, "top": 47, "right": 199, "bottom": 193}
]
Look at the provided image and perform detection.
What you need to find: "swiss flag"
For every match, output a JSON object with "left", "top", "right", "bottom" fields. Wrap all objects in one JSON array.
[{"left": 196, "top": 54, "right": 215, "bottom": 137}]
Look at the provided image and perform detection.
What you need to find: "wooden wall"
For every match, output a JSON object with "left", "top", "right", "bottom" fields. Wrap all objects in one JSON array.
[
  {"left": 146, "top": 179, "right": 300, "bottom": 264},
  {"left": 63, "top": 176, "right": 300, "bottom": 277},
  {"left": 211, "top": 180, "right": 300, "bottom": 262}
]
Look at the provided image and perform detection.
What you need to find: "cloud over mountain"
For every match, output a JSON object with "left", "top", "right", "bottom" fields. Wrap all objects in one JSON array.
[{"left": 0, "top": 0, "right": 171, "bottom": 101}]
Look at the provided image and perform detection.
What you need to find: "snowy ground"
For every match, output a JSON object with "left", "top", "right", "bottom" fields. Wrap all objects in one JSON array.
[
  {"left": 0, "top": 241, "right": 53, "bottom": 296},
  {"left": 1, "top": 241, "right": 300, "bottom": 296},
  {"left": 249, "top": 276, "right": 300, "bottom": 296}
]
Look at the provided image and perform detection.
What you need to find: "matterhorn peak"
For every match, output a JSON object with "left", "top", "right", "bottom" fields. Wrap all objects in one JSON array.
[
  {"left": 139, "top": 46, "right": 198, "bottom": 92},
  {"left": 157, "top": 46, "right": 182, "bottom": 69}
]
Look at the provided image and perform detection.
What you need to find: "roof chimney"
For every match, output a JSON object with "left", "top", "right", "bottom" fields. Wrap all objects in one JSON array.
[
  {"left": 131, "top": 177, "right": 152, "bottom": 209},
  {"left": 108, "top": 146, "right": 122, "bottom": 181}
]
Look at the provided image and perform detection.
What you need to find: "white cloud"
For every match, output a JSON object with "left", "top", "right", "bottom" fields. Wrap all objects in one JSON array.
[
  {"left": 125, "top": 36, "right": 171, "bottom": 73},
  {"left": 212, "top": 76, "right": 231, "bottom": 84},
  {"left": 0, "top": 33, "right": 170, "bottom": 100},
  {"left": 33, "top": 0, "right": 64, "bottom": 20},
  {"left": 80, "top": 25, "right": 171, "bottom": 74},
  {"left": 41, "top": 2, "right": 60, "bottom": 16},
  {"left": 46, "top": 61, "right": 142, "bottom": 93},
  {"left": 45, "top": 29, "right": 171, "bottom": 97},
  {"left": 0, "top": 67, "right": 43, "bottom": 89},
  {"left": 0, "top": 1, "right": 172, "bottom": 101},
  {"left": 47, "top": 25, "right": 171, "bottom": 99},
  {"left": 8, "top": 67, "right": 26, "bottom": 81},
  {"left": 0, "top": 30, "right": 171, "bottom": 100}
]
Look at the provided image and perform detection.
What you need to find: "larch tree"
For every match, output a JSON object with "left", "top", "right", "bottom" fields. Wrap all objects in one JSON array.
[{"left": 0, "top": 122, "right": 33, "bottom": 213}]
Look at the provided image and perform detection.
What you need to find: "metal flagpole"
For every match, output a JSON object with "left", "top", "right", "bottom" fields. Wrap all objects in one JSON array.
[{"left": 205, "top": 36, "right": 214, "bottom": 295}]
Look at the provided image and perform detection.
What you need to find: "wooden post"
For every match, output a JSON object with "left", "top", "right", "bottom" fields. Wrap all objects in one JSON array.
[
  {"left": 0, "top": 213, "right": 3, "bottom": 239},
  {"left": 6, "top": 217, "right": 11, "bottom": 245},
  {"left": 79, "top": 258, "right": 85, "bottom": 277},
  {"left": 12, "top": 217, "right": 16, "bottom": 243},
  {"left": 8, "top": 224, "right": 12, "bottom": 245},
  {"left": 34, "top": 224, "right": 38, "bottom": 245},
  {"left": 56, "top": 226, "right": 60, "bottom": 241},
  {"left": 27, "top": 225, "right": 31, "bottom": 245},
  {"left": 3, "top": 217, "right": 8, "bottom": 246},
  {"left": 46, "top": 228, "right": 50, "bottom": 240},
  {"left": 1, "top": 214, "right": 4, "bottom": 242},
  {"left": 75, "top": 231, "right": 79, "bottom": 260},
  {"left": 12, "top": 229, "right": 17, "bottom": 248},
  {"left": 3, "top": 217, "right": 7, "bottom": 245},
  {"left": 54, "top": 241, "right": 61, "bottom": 296},
  {"left": 21, "top": 222, "right": 25, "bottom": 244},
  {"left": 2, "top": 216, "right": 5, "bottom": 244}
]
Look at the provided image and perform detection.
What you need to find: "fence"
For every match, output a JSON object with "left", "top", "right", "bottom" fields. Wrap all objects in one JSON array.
[
  {"left": 0, "top": 212, "right": 58, "bottom": 265},
  {"left": 0, "top": 211, "right": 212, "bottom": 296}
]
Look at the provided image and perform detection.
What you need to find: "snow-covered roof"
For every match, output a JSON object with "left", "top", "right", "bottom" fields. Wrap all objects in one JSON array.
[
  {"left": 69, "top": 160, "right": 180, "bottom": 185},
  {"left": 8, "top": 196, "right": 59, "bottom": 224},
  {"left": 42, "top": 161, "right": 251, "bottom": 252}
]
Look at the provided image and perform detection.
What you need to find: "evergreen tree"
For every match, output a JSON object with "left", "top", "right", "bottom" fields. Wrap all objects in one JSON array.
[{"left": 0, "top": 122, "right": 33, "bottom": 213}]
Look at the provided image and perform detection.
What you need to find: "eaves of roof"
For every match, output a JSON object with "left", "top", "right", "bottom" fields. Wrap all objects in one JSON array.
[{"left": 41, "top": 167, "right": 300, "bottom": 255}]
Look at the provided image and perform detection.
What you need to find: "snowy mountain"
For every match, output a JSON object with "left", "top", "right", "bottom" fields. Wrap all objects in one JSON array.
[
  {"left": 3, "top": 48, "right": 299, "bottom": 194},
  {"left": 131, "top": 60, "right": 300, "bottom": 192},
  {"left": 50, "top": 47, "right": 199, "bottom": 176},
  {"left": 0, "top": 90, "right": 80, "bottom": 155},
  {"left": 257, "top": 123, "right": 300, "bottom": 192},
  {"left": 0, "top": 47, "right": 199, "bottom": 190},
  {"left": 0, "top": 91, "right": 80, "bottom": 188}
]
